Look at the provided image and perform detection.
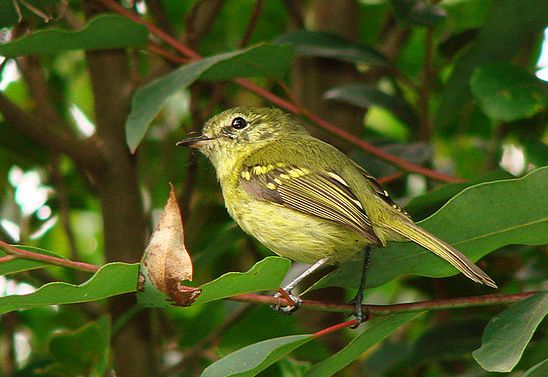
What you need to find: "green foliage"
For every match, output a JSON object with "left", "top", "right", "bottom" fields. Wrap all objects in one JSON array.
[
  {"left": 471, "top": 63, "right": 547, "bottom": 122},
  {"left": 193, "top": 256, "right": 290, "bottom": 305},
  {"left": 0, "top": 0, "right": 545, "bottom": 375},
  {"left": 0, "top": 15, "right": 148, "bottom": 57},
  {"left": 473, "top": 292, "right": 548, "bottom": 372},
  {"left": 306, "top": 312, "right": 424, "bottom": 376},
  {"left": 202, "top": 334, "right": 312, "bottom": 377},
  {"left": 44, "top": 316, "right": 111, "bottom": 377},
  {"left": 0, "top": 263, "right": 138, "bottom": 315},
  {"left": 274, "top": 30, "right": 387, "bottom": 65}
]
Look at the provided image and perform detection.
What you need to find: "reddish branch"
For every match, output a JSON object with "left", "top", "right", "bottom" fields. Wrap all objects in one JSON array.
[
  {"left": 231, "top": 291, "right": 537, "bottom": 315},
  {"left": 96, "top": 0, "right": 464, "bottom": 184},
  {"left": 0, "top": 240, "right": 98, "bottom": 273}
]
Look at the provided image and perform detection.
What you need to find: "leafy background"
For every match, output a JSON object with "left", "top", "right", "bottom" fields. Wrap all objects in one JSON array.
[{"left": 0, "top": 0, "right": 546, "bottom": 376}]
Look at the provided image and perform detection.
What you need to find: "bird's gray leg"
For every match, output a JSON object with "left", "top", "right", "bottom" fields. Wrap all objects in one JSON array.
[
  {"left": 272, "top": 257, "right": 330, "bottom": 315},
  {"left": 350, "top": 246, "right": 373, "bottom": 327}
]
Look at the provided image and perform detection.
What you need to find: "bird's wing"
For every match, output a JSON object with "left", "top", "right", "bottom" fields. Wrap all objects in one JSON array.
[{"left": 239, "top": 163, "right": 382, "bottom": 245}]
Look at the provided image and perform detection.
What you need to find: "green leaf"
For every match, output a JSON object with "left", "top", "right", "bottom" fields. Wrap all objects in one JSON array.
[
  {"left": 412, "top": 318, "right": 486, "bottom": 363},
  {"left": 405, "top": 169, "right": 513, "bottom": 220},
  {"left": 472, "top": 292, "right": 548, "bottom": 372},
  {"left": 0, "top": 15, "right": 148, "bottom": 57},
  {"left": 524, "top": 358, "right": 548, "bottom": 377},
  {"left": 471, "top": 63, "right": 547, "bottom": 122},
  {"left": 0, "top": 246, "right": 65, "bottom": 276},
  {"left": 324, "top": 84, "right": 419, "bottom": 127},
  {"left": 193, "top": 256, "right": 291, "bottom": 305},
  {"left": 125, "top": 43, "right": 293, "bottom": 152},
  {"left": 0, "top": 0, "right": 19, "bottom": 28},
  {"left": 45, "top": 316, "right": 111, "bottom": 376},
  {"left": 435, "top": 0, "right": 547, "bottom": 129},
  {"left": 306, "top": 312, "right": 424, "bottom": 376},
  {"left": 273, "top": 30, "right": 387, "bottom": 66},
  {"left": 202, "top": 334, "right": 312, "bottom": 377},
  {"left": 313, "top": 167, "right": 548, "bottom": 290},
  {"left": 0, "top": 263, "right": 138, "bottom": 315}
]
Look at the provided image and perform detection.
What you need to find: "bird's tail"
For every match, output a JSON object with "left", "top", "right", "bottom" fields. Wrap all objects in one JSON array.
[{"left": 387, "top": 220, "right": 497, "bottom": 288}]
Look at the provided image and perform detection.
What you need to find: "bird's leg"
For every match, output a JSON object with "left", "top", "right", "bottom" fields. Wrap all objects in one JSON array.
[
  {"left": 272, "top": 257, "right": 330, "bottom": 315},
  {"left": 350, "top": 246, "right": 373, "bottom": 327}
]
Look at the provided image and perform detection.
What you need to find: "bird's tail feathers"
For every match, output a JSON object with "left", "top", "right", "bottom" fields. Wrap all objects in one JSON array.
[{"left": 388, "top": 220, "right": 497, "bottom": 288}]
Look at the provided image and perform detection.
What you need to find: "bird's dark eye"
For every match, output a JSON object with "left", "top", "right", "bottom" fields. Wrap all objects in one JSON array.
[{"left": 231, "top": 117, "right": 248, "bottom": 130}]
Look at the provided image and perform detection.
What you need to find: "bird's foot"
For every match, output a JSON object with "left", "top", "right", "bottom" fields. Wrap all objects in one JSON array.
[
  {"left": 271, "top": 289, "right": 302, "bottom": 315},
  {"left": 348, "top": 297, "right": 369, "bottom": 328}
]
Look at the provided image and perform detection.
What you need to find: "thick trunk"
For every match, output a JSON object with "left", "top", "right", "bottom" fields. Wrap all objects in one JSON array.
[{"left": 85, "top": 46, "right": 153, "bottom": 376}]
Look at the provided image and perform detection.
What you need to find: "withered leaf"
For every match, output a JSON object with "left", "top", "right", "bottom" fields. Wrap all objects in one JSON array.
[{"left": 137, "top": 184, "right": 200, "bottom": 307}]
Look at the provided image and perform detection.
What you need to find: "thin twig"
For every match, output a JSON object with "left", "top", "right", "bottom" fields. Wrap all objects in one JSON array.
[
  {"left": 238, "top": 0, "right": 265, "bottom": 48},
  {"left": 282, "top": 0, "right": 304, "bottom": 28},
  {"left": 0, "top": 240, "right": 98, "bottom": 272},
  {"left": 419, "top": 28, "right": 435, "bottom": 141}
]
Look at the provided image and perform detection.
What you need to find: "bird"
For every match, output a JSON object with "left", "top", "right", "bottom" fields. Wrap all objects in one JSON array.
[{"left": 177, "top": 106, "right": 497, "bottom": 324}]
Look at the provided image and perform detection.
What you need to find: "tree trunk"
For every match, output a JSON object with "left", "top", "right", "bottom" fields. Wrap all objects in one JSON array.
[{"left": 292, "top": 0, "right": 363, "bottom": 151}]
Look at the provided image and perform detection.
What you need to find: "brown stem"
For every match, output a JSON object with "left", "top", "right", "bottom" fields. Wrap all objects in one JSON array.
[
  {"left": 282, "top": 0, "right": 305, "bottom": 28},
  {"left": 50, "top": 154, "right": 85, "bottom": 281},
  {"left": 0, "top": 240, "right": 99, "bottom": 272},
  {"left": 229, "top": 291, "right": 537, "bottom": 315},
  {"left": 419, "top": 28, "right": 435, "bottom": 141},
  {"left": 238, "top": 0, "right": 265, "bottom": 48}
]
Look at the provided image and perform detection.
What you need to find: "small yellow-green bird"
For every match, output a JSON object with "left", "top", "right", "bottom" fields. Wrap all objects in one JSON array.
[{"left": 177, "top": 107, "right": 497, "bottom": 323}]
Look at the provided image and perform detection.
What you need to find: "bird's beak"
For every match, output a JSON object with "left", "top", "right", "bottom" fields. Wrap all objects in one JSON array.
[{"left": 176, "top": 135, "right": 213, "bottom": 148}]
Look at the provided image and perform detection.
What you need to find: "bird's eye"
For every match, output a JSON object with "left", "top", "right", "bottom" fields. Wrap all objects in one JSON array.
[{"left": 231, "top": 117, "right": 248, "bottom": 130}]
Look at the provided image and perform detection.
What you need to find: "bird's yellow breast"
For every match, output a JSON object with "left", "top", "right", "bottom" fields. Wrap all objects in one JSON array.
[{"left": 222, "top": 184, "right": 370, "bottom": 264}]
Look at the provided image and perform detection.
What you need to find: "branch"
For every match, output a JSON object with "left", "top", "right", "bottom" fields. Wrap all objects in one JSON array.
[
  {"left": 0, "top": 241, "right": 537, "bottom": 317},
  {"left": 238, "top": 0, "right": 265, "bottom": 48},
  {"left": 229, "top": 291, "right": 537, "bottom": 315},
  {"left": 0, "top": 92, "right": 104, "bottom": 172},
  {"left": 0, "top": 240, "right": 99, "bottom": 273},
  {"left": 98, "top": 0, "right": 464, "bottom": 183}
]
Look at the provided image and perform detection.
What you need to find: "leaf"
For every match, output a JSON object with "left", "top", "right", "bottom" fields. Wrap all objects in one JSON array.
[
  {"left": 412, "top": 318, "right": 486, "bottom": 363},
  {"left": 125, "top": 43, "right": 293, "bottom": 152},
  {"left": 324, "top": 84, "right": 419, "bottom": 127},
  {"left": 313, "top": 167, "right": 548, "bottom": 290},
  {"left": 524, "top": 358, "right": 548, "bottom": 377},
  {"left": 472, "top": 292, "right": 548, "bottom": 372},
  {"left": 193, "top": 256, "right": 291, "bottom": 305},
  {"left": 45, "top": 316, "right": 111, "bottom": 376},
  {"left": 306, "top": 312, "right": 424, "bottom": 376},
  {"left": 470, "top": 63, "right": 547, "bottom": 122},
  {"left": 435, "top": 0, "right": 547, "bottom": 129},
  {"left": 137, "top": 184, "right": 198, "bottom": 307},
  {"left": 388, "top": 0, "right": 447, "bottom": 27},
  {"left": 0, "top": 245, "right": 66, "bottom": 276},
  {"left": 273, "top": 30, "right": 387, "bottom": 66},
  {"left": 0, "top": 0, "right": 19, "bottom": 28},
  {"left": 0, "top": 263, "right": 138, "bottom": 315},
  {"left": 405, "top": 169, "right": 513, "bottom": 220},
  {"left": 201, "top": 334, "right": 312, "bottom": 377},
  {"left": 0, "top": 15, "right": 148, "bottom": 57}
]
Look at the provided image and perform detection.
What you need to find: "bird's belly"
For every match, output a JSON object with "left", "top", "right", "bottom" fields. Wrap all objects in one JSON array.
[{"left": 226, "top": 197, "right": 369, "bottom": 264}]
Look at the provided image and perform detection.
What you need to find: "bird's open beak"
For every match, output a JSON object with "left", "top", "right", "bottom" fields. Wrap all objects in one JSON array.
[{"left": 176, "top": 135, "right": 213, "bottom": 148}]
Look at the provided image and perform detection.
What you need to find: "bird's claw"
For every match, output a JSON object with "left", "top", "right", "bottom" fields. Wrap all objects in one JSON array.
[
  {"left": 271, "top": 291, "right": 302, "bottom": 315},
  {"left": 348, "top": 297, "right": 369, "bottom": 328}
]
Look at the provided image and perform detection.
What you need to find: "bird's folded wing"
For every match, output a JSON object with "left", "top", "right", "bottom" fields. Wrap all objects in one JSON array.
[{"left": 239, "top": 164, "right": 381, "bottom": 245}]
